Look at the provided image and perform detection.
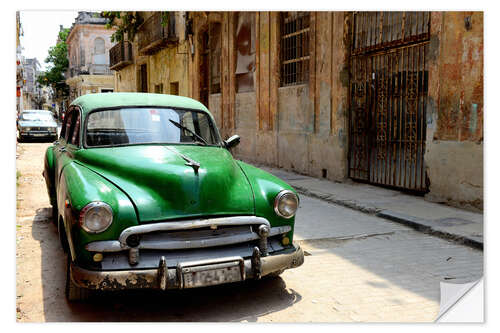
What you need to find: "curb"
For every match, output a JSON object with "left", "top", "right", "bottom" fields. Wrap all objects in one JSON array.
[
  {"left": 376, "top": 210, "right": 483, "bottom": 251},
  {"left": 292, "top": 185, "right": 483, "bottom": 251},
  {"left": 293, "top": 185, "right": 380, "bottom": 214}
]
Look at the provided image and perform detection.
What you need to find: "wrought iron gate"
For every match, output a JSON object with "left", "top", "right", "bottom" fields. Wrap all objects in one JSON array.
[{"left": 348, "top": 12, "right": 430, "bottom": 192}]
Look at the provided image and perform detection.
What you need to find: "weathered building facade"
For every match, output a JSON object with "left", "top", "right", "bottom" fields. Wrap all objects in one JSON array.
[
  {"left": 110, "top": 12, "right": 189, "bottom": 96},
  {"left": 66, "top": 12, "right": 115, "bottom": 100},
  {"left": 111, "top": 11, "right": 483, "bottom": 210},
  {"left": 22, "top": 58, "right": 43, "bottom": 110},
  {"left": 16, "top": 11, "right": 24, "bottom": 115}
]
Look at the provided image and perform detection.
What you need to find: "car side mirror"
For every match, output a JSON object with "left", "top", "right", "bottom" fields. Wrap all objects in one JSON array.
[{"left": 224, "top": 135, "right": 240, "bottom": 149}]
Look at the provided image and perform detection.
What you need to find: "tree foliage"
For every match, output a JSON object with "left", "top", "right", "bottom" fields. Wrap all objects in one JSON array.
[
  {"left": 101, "top": 12, "right": 144, "bottom": 43},
  {"left": 37, "top": 28, "right": 70, "bottom": 97},
  {"left": 101, "top": 11, "right": 170, "bottom": 43}
]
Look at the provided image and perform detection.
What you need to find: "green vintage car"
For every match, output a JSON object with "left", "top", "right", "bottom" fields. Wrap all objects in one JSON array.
[{"left": 43, "top": 93, "right": 304, "bottom": 301}]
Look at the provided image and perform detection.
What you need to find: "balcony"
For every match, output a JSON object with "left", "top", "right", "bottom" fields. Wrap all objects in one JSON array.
[
  {"left": 137, "top": 12, "right": 178, "bottom": 55},
  {"left": 109, "top": 41, "right": 134, "bottom": 70}
]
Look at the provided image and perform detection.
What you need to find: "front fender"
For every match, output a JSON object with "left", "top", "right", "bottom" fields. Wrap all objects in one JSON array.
[
  {"left": 236, "top": 161, "right": 298, "bottom": 243},
  {"left": 57, "top": 162, "right": 138, "bottom": 266}
]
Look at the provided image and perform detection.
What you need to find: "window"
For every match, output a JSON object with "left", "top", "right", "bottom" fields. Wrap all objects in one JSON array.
[
  {"left": 209, "top": 23, "right": 222, "bottom": 94},
  {"left": 62, "top": 110, "right": 73, "bottom": 142},
  {"left": 94, "top": 37, "right": 106, "bottom": 65},
  {"left": 70, "top": 111, "right": 81, "bottom": 146},
  {"left": 65, "top": 109, "right": 80, "bottom": 146},
  {"left": 235, "top": 12, "right": 256, "bottom": 93},
  {"left": 139, "top": 64, "right": 148, "bottom": 92},
  {"left": 280, "top": 12, "right": 310, "bottom": 86},
  {"left": 170, "top": 82, "right": 179, "bottom": 95},
  {"left": 154, "top": 83, "right": 164, "bottom": 94}
]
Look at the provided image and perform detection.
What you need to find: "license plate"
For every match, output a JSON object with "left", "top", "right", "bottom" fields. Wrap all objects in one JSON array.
[
  {"left": 180, "top": 259, "right": 244, "bottom": 288},
  {"left": 32, "top": 133, "right": 45, "bottom": 137}
]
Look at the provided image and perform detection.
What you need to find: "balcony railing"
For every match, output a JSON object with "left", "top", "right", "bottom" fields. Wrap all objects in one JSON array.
[
  {"left": 137, "top": 12, "right": 177, "bottom": 55},
  {"left": 89, "top": 64, "right": 112, "bottom": 75},
  {"left": 66, "top": 64, "right": 111, "bottom": 78},
  {"left": 109, "top": 41, "right": 133, "bottom": 70}
]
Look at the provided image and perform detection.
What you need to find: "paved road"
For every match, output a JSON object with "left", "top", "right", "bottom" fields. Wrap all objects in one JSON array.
[{"left": 16, "top": 142, "right": 483, "bottom": 322}]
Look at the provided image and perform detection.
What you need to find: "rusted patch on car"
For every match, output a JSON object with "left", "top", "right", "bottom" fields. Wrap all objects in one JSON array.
[{"left": 73, "top": 266, "right": 158, "bottom": 291}]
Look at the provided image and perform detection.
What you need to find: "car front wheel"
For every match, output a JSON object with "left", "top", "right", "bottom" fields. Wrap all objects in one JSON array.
[{"left": 65, "top": 257, "right": 91, "bottom": 302}]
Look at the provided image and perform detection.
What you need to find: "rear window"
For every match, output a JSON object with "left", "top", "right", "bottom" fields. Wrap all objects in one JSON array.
[{"left": 21, "top": 112, "right": 54, "bottom": 122}]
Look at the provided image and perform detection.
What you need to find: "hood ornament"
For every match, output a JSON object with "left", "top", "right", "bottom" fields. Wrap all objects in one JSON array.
[
  {"left": 164, "top": 146, "right": 201, "bottom": 174},
  {"left": 184, "top": 160, "right": 200, "bottom": 174}
]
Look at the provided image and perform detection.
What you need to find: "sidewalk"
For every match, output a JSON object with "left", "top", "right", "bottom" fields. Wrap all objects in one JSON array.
[{"left": 258, "top": 165, "right": 483, "bottom": 250}]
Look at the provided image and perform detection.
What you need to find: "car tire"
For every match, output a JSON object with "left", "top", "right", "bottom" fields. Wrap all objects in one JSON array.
[
  {"left": 51, "top": 206, "right": 58, "bottom": 226},
  {"left": 65, "top": 256, "right": 91, "bottom": 302},
  {"left": 17, "top": 135, "right": 24, "bottom": 143}
]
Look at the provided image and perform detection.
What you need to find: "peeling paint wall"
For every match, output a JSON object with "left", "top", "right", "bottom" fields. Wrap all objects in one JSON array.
[
  {"left": 111, "top": 11, "right": 483, "bottom": 210},
  {"left": 425, "top": 12, "right": 483, "bottom": 210},
  {"left": 193, "top": 12, "right": 350, "bottom": 182}
]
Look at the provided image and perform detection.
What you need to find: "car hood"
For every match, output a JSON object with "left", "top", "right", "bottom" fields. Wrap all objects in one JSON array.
[
  {"left": 18, "top": 120, "right": 57, "bottom": 127},
  {"left": 76, "top": 145, "right": 255, "bottom": 222}
]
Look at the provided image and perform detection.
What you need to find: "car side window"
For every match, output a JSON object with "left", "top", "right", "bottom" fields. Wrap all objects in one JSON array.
[
  {"left": 63, "top": 110, "right": 74, "bottom": 142},
  {"left": 70, "top": 111, "right": 81, "bottom": 146},
  {"left": 66, "top": 110, "right": 78, "bottom": 145}
]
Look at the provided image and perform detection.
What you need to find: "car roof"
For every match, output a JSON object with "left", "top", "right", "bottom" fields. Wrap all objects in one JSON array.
[{"left": 70, "top": 93, "right": 211, "bottom": 117}]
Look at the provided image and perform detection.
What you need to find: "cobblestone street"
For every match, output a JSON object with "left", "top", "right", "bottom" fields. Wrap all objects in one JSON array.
[{"left": 15, "top": 142, "right": 483, "bottom": 322}]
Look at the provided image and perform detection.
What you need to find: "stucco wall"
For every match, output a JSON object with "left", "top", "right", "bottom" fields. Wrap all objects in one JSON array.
[
  {"left": 148, "top": 45, "right": 190, "bottom": 96},
  {"left": 230, "top": 12, "right": 349, "bottom": 182},
  {"left": 67, "top": 75, "right": 114, "bottom": 96},
  {"left": 114, "top": 65, "right": 136, "bottom": 92},
  {"left": 425, "top": 12, "right": 483, "bottom": 210},
  {"left": 425, "top": 141, "right": 482, "bottom": 209},
  {"left": 233, "top": 92, "right": 257, "bottom": 162}
]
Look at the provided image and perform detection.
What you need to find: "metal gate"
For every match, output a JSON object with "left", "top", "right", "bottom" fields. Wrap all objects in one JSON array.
[{"left": 348, "top": 12, "right": 430, "bottom": 192}]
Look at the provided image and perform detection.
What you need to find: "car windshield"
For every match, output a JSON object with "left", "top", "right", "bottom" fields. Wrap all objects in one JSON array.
[
  {"left": 21, "top": 112, "right": 54, "bottom": 122},
  {"left": 85, "top": 107, "right": 221, "bottom": 147}
]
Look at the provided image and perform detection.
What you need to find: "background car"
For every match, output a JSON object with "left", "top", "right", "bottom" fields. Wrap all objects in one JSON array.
[{"left": 17, "top": 109, "right": 58, "bottom": 142}]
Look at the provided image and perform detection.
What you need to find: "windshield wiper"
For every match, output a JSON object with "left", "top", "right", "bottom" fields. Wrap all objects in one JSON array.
[{"left": 169, "top": 119, "right": 208, "bottom": 146}]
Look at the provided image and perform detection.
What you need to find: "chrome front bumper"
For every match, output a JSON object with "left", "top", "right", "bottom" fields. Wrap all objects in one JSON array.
[{"left": 71, "top": 244, "right": 304, "bottom": 291}]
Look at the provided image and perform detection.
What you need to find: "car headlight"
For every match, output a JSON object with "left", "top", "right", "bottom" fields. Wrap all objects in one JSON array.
[
  {"left": 274, "top": 190, "right": 299, "bottom": 219},
  {"left": 23, "top": 127, "right": 31, "bottom": 132},
  {"left": 79, "top": 202, "right": 113, "bottom": 233}
]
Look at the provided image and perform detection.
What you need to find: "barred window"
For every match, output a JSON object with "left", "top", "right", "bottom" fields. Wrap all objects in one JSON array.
[{"left": 280, "top": 12, "right": 310, "bottom": 87}]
